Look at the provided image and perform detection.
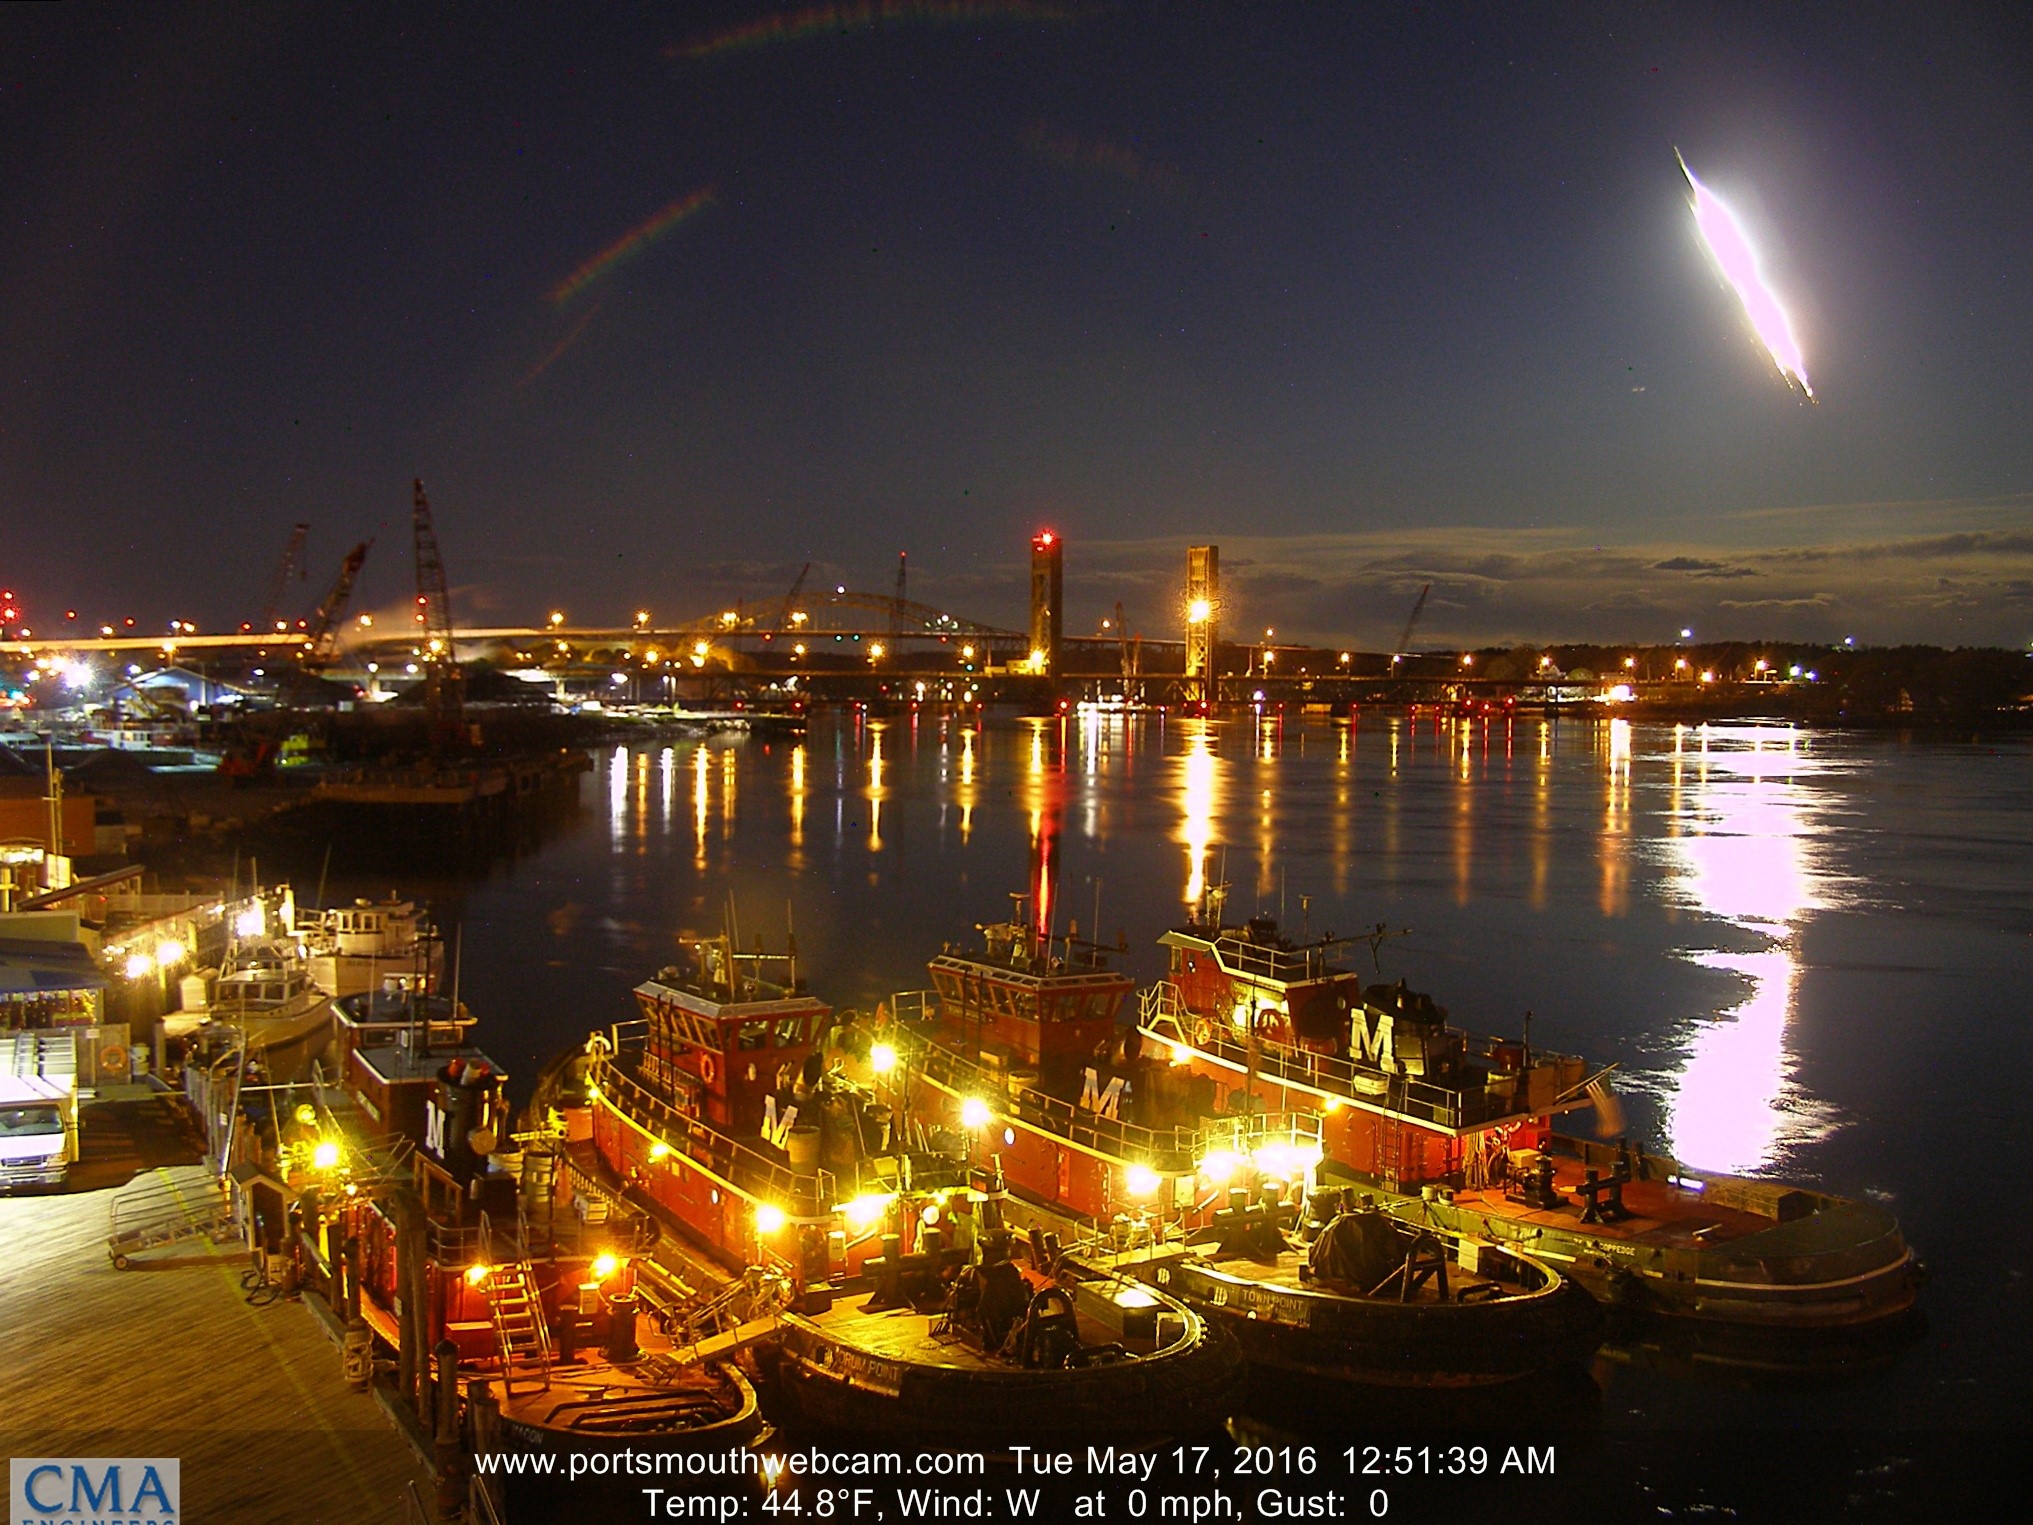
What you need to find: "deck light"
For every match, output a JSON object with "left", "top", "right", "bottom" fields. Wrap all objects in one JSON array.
[
  {"left": 843, "top": 1193, "right": 893, "bottom": 1232},
  {"left": 1124, "top": 1165, "right": 1161, "bottom": 1197},
  {"left": 754, "top": 1203, "right": 788, "bottom": 1236},
  {"left": 959, "top": 1097, "right": 992, "bottom": 1130},
  {"left": 465, "top": 1264, "right": 493, "bottom": 1286},
  {"left": 312, "top": 1140, "right": 341, "bottom": 1172},
  {"left": 590, "top": 1253, "right": 621, "bottom": 1281},
  {"left": 154, "top": 938, "right": 186, "bottom": 967},
  {"left": 236, "top": 907, "right": 265, "bottom": 938},
  {"left": 869, "top": 1042, "right": 898, "bottom": 1075},
  {"left": 648, "top": 1141, "right": 672, "bottom": 1161},
  {"left": 124, "top": 952, "right": 154, "bottom": 979},
  {"left": 1251, "top": 1139, "right": 1324, "bottom": 1180},
  {"left": 1197, "top": 1149, "right": 1240, "bottom": 1186}
]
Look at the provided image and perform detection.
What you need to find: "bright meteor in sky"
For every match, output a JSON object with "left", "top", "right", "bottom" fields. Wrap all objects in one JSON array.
[{"left": 1678, "top": 150, "right": 1814, "bottom": 399}]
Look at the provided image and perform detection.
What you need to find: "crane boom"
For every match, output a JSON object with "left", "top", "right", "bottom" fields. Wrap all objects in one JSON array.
[
  {"left": 775, "top": 562, "right": 812, "bottom": 632},
  {"left": 303, "top": 540, "right": 373, "bottom": 666},
  {"left": 258, "top": 522, "right": 310, "bottom": 631},
  {"left": 412, "top": 480, "right": 464, "bottom": 747},
  {"left": 1393, "top": 582, "right": 1433, "bottom": 663}
]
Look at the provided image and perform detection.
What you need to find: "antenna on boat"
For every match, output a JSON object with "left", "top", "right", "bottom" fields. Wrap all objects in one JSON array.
[
  {"left": 1300, "top": 893, "right": 1311, "bottom": 942},
  {"left": 314, "top": 842, "right": 332, "bottom": 912},
  {"left": 786, "top": 898, "right": 798, "bottom": 989},
  {"left": 448, "top": 923, "right": 464, "bottom": 1041}
]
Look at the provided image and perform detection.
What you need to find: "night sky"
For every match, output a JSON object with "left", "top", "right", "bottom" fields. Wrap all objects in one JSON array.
[{"left": 6, "top": 2, "right": 2032, "bottom": 649}]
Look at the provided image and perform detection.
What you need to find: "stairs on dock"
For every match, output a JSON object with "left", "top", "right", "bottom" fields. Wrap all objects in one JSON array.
[{"left": 485, "top": 1261, "right": 552, "bottom": 1394}]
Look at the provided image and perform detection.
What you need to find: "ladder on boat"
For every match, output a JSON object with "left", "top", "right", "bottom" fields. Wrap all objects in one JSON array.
[{"left": 485, "top": 1261, "right": 552, "bottom": 1394}]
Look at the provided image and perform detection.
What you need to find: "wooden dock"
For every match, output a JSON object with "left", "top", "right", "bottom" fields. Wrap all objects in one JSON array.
[{"left": 0, "top": 1142, "right": 430, "bottom": 1520}]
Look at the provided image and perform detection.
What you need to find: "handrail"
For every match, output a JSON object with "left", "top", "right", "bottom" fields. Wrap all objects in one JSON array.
[{"left": 1139, "top": 1006, "right": 1581, "bottom": 1131}]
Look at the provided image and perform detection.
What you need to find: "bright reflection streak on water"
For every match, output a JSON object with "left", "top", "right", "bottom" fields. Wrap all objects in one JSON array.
[
  {"left": 1178, "top": 722, "right": 1219, "bottom": 909},
  {"left": 1655, "top": 724, "right": 1833, "bottom": 1174}
]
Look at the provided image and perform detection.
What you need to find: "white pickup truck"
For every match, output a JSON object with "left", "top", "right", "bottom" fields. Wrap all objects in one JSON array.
[{"left": 0, "top": 1033, "right": 80, "bottom": 1189}]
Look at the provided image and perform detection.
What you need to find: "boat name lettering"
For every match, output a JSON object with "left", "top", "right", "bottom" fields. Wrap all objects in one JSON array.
[{"left": 1078, "top": 1068, "right": 1128, "bottom": 1120}]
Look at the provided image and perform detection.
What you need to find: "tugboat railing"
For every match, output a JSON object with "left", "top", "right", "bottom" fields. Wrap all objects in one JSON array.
[
  {"left": 1139, "top": 992, "right": 1584, "bottom": 1131},
  {"left": 884, "top": 1016, "right": 1202, "bottom": 1175},
  {"left": 591, "top": 1051, "right": 837, "bottom": 1214}
]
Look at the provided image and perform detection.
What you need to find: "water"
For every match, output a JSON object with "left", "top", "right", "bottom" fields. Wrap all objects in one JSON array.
[{"left": 351, "top": 711, "right": 2032, "bottom": 1443}]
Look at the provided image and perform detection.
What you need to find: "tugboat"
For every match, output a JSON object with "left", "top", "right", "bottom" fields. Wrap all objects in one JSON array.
[
  {"left": 875, "top": 897, "right": 1600, "bottom": 1388},
  {"left": 1140, "top": 903, "right": 1923, "bottom": 1331},
  {"left": 572, "top": 929, "right": 1240, "bottom": 1445}
]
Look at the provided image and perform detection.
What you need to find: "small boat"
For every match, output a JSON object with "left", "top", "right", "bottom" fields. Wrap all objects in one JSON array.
[
  {"left": 569, "top": 929, "right": 1240, "bottom": 1446},
  {"left": 294, "top": 896, "right": 444, "bottom": 998},
  {"left": 875, "top": 898, "right": 1600, "bottom": 1388},
  {"left": 175, "top": 954, "right": 334, "bottom": 1083},
  {"left": 1140, "top": 907, "right": 1923, "bottom": 1332}
]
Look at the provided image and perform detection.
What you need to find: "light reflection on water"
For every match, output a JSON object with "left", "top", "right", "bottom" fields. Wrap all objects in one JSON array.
[
  {"left": 586, "top": 711, "right": 1867, "bottom": 1179},
  {"left": 1654, "top": 724, "right": 1835, "bottom": 1174}
]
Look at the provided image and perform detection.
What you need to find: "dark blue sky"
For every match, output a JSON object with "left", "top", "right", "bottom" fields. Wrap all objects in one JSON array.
[{"left": 6, "top": 2, "right": 2031, "bottom": 647}]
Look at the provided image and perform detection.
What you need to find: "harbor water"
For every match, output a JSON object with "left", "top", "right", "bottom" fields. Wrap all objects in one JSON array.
[{"left": 331, "top": 710, "right": 2031, "bottom": 1442}]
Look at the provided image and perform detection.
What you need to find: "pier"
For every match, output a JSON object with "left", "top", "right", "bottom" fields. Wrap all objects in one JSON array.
[{"left": 0, "top": 1100, "right": 430, "bottom": 1523}]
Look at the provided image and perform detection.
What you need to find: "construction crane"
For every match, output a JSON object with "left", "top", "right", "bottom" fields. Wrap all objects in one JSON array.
[
  {"left": 1391, "top": 583, "right": 1433, "bottom": 668},
  {"left": 411, "top": 480, "right": 464, "bottom": 748},
  {"left": 258, "top": 522, "right": 310, "bottom": 632},
  {"left": 775, "top": 562, "right": 812, "bottom": 632},
  {"left": 301, "top": 540, "right": 373, "bottom": 667}
]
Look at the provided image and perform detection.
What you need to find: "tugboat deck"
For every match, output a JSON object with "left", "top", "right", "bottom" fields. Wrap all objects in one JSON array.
[{"left": 1451, "top": 1163, "right": 1781, "bottom": 1249}]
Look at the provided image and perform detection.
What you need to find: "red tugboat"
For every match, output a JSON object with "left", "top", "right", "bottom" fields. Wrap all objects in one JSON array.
[
  {"left": 1141, "top": 907, "right": 1923, "bottom": 1332},
  {"left": 333, "top": 1017, "right": 765, "bottom": 1466},
  {"left": 877, "top": 899, "right": 1601, "bottom": 1388},
  {"left": 576, "top": 930, "right": 1240, "bottom": 1446}
]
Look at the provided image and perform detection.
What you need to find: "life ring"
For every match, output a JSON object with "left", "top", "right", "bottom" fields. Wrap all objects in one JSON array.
[
  {"left": 698, "top": 1052, "right": 717, "bottom": 1085},
  {"left": 101, "top": 1045, "right": 130, "bottom": 1077}
]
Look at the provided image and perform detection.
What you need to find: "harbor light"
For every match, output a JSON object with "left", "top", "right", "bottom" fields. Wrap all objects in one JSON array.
[
  {"left": 869, "top": 642, "right": 886, "bottom": 662},
  {"left": 590, "top": 1253, "right": 621, "bottom": 1281},
  {"left": 1124, "top": 1165, "right": 1161, "bottom": 1197},
  {"left": 549, "top": 611, "right": 565, "bottom": 627},
  {"left": 312, "top": 1140, "right": 342, "bottom": 1172},
  {"left": 635, "top": 611, "right": 651, "bottom": 627},
  {"left": 869, "top": 1042, "right": 898, "bottom": 1074},
  {"left": 154, "top": 938, "right": 186, "bottom": 967},
  {"left": 959, "top": 1097, "right": 992, "bottom": 1130},
  {"left": 123, "top": 952, "right": 154, "bottom": 979},
  {"left": 465, "top": 1263, "right": 493, "bottom": 1287},
  {"left": 754, "top": 1203, "right": 788, "bottom": 1236}
]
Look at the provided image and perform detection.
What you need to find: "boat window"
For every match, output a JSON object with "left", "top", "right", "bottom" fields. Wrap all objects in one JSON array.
[
  {"left": 736, "top": 1020, "right": 770, "bottom": 1051},
  {"left": 773, "top": 1016, "right": 803, "bottom": 1047}
]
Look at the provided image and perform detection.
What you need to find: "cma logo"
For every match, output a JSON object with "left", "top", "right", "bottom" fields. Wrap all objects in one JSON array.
[{"left": 10, "top": 1457, "right": 179, "bottom": 1522}]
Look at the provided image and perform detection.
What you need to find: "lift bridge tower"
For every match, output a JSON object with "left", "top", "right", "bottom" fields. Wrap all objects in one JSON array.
[
  {"left": 1184, "top": 544, "right": 1219, "bottom": 704},
  {"left": 1029, "top": 529, "right": 1063, "bottom": 681}
]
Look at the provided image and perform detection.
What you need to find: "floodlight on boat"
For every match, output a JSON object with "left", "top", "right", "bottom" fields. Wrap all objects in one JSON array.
[
  {"left": 1252, "top": 1139, "right": 1324, "bottom": 1180},
  {"left": 648, "top": 1141, "right": 672, "bottom": 1161},
  {"left": 842, "top": 1193, "right": 894, "bottom": 1232},
  {"left": 869, "top": 1042, "right": 898, "bottom": 1075},
  {"left": 959, "top": 1097, "right": 993, "bottom": 1130},
  {"left": 754, "top": 1203, "right": 788, "bottom": 1236},
  {"left": 1124, "top": 1165, "right": 1161, "bottom": 1197},
  {"left": 1197, "top": 1149, "right": 1241, "bottom": 1186},
  {"left": 465, "top": 1263, "right": 493, "bottom": 1286},
  {"left": 236, "top": 906, "right": 265, "bottom": 938},
  {"left": 590, "top": 1253, "right": 621, "bottom": 1281},
  {"left": 311, "top": 1140, "right": 341, "bottom": 1172}
]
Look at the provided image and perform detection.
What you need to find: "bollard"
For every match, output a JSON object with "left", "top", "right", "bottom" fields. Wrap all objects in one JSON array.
[{"left": 343, "top": 1317, "right": 373, "bottom": 1392}]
